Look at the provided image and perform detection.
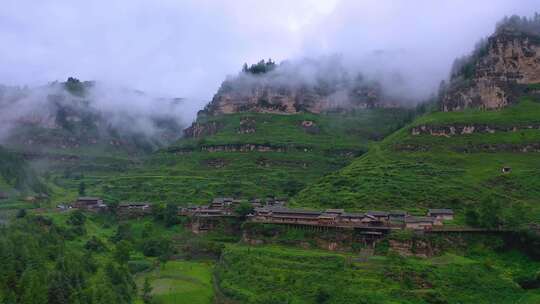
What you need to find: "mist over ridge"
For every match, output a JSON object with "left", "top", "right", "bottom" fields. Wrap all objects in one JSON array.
[
  {"left": 0, "top": 78, "right": 190, "bottom": 147},
  {"left": 0, "top": 0, "right": 537, "bottom": 116}
]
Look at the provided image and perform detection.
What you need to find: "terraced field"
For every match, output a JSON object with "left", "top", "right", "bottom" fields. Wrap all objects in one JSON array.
[
  {"left": 135, "top": 261, "right": 214, "bottom": 304},
  {"left": 76, "top": 108, "right": 416, "bottom": 204},
  {"left": 295, "top": 97, "right": 540, "bottom": 222},
  {"left": 215, "top": 243, "right": 540, "bottom": 304}
]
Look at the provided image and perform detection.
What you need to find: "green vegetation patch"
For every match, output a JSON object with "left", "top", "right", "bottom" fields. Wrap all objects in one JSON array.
[
  {"left": 215, "top": 244, "right": 540, "bottom": 304},
  {"left": 135, "top": 260, "right": 214, "bottom": 304},
  {"left": 295, "top": 98, "right": 540, "bottom": 222},
  {"left": 72, "top": 108, "right": 415, "bottom": 204}
]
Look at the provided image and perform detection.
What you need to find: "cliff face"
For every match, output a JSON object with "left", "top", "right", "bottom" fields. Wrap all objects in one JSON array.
[
  {"left": 199, "top": 70, "right": 402, "bottom": 118},
  {"left": 442, "top": 29, "right": 540, "bottom": 111},
  {"left": 203, "top": 82, "right": 400, "bottom": 116},
  {"left": 184, "top": 70, "right": 403, "bottom": 137}
]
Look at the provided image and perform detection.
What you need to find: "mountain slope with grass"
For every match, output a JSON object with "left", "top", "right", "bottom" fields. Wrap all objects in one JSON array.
[
  {"left": 76, "top": 58, "right": 427, "bottom": 204},
  {"left": 0, "top": 77, "right": 185, "bottom": 176},
  {"left": 216, "top": 242, "right": 540, "bottom": 304},
  {"left": 295, "top": 19, "right": 540, "bottom": 223},
  {"left": 0, "top": 146, "right": 45, "bottom": 195},
  {"left": 294, "top": 95, "right": 540, "bottom": 223},
  {"left": 95, "top": 108, "right": 417, "bottom": 204}
]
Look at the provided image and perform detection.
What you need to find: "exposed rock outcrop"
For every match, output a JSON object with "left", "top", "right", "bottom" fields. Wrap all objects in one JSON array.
[
  {"left": 388, "top": 239, "right": 437, "bottom": 258},
  {"left": 442, "top": 27, "right": 540, "bottom": 111},
  {"left": 411, "top": 123, "right": 540, "bottom": 137},
  {"left": 237, "top": 117, "right": 256, "bottom": 134},
  {"left": 200, "top": 143, "right": 311, "bottom": 153},
  {"left": 454, "top": 143, "right": 540, "bottom": 153},
  {"left": 183, "top": 121, "right": 222, "bottom": 138},
  {"left": 301, "top": 120, "right": 320, "bottom": 134},
  {"left": 201, "top": 81, "right": 400, "bottom": 116}
]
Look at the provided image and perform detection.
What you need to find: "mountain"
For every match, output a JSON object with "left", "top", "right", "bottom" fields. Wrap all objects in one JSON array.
[
  {"left": 93, "top": 61, "right": 422, "bottom": 203},
  {"left": 441, "top": 15, "right": 540, "bottom": 111},
  {"left": 199, "top": 58, "right": 406, "bottom": 117},
  {"left": 295, "top": 95, "right": 540, "bottom": 219},
  {"left": 0, "top": 78, "right": 186, "bottom": 189},
  {"left": 295, "top": 18, "right": 540, "bottom": 224},
  {"left": 99, "top": 108, "right": 418, "bottom": 204}
]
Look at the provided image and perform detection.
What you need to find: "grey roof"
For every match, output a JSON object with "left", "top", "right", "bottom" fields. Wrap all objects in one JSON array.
[
  {"left": 342, "top": 212, "right": 365, "bottom": 218},
  {"left": 78, "top": 197, "right": 101, "bottom": 201},
  {"left": 367, "top": 211, "right": 389, "bottom": 217},
  {"left": 389, "top": 210, "right": 407, "bottom": 216},
  {"left": 324, "top": 209, "right": 345, "bottom": 214},
  {"left": 428, "top": 209, "right": 454, "bottom": 215},
  {"left": 119, "top": 202, "right": 149, "bottom": 207},
  {"left": 196, "top": 209, "right": 223, "bottom": 213},
  {"left": 405, "top": 216, "right": 434, "bottom": 223},
  {"left": 319, "top": 213, "right": 339, "bottom": 218},
  {"left": 270, "top": 208, "right": 322, "bottom": 216}
]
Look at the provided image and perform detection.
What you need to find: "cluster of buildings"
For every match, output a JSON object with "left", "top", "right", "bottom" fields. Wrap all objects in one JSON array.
[
  {"left": 63, "top": 197, "right": 151, "bottom": 218},
  {"left": 248, "top": 207, "right": 454, "bottom": 230},
  {"left": 181, "top": 197, "right": 454, "bottom": 231},
  {"left": 66, "top": 196, "right": 454, "bottom": 231},
  {"left": 179, "top": 197, "right": 287, "bottom": 217}
]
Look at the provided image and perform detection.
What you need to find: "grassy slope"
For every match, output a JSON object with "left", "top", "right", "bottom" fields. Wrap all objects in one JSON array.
[
  {"left": 216, "top": 244, "right": 540, "bottom": 304},
  {"left": 42, "top": 211, "right": 210, "bottom": 302},
  {"left": 4, "top": 123, "right": 147, "bottom": 207},
  {"left": 134, "top": 260, "right": 214, "bottom": 304},
  {"left": 294, "top": 97, "right": 540, "bottom": 221},
  {"left": 0, "top": 146, "right": 44, "bottom": 194},
  {"left": 85, "top": 109, "right": 414, "bottom": 204}
]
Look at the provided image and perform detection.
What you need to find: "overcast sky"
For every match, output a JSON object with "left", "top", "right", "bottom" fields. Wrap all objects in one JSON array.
[{"left": 0, "top": 0, "right": 538, "bottom": 109}]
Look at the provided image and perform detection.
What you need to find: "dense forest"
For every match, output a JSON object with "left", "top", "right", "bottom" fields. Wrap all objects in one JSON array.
[
  {"left": 0, "top": 215, "right": 135, "bottom": 304},
  {"left": 0, "top": 147, "right": 45, "bottom": 193}
]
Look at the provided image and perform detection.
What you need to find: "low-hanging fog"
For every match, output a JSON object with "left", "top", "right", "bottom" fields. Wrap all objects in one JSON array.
[
  {"left": 0, "top": 0, "right": 538, "bottom": 126},
  {"left": 0, "top": 81, "right": 190, "bottom": 146}
]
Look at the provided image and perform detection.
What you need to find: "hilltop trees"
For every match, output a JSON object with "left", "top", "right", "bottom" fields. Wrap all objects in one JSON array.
[
  {"left": 64, "top": 77, "right": 87, "bottom": 97},
  {"left": 242, "top": 59, "right": 277, "bottom": 74},
  {"left": 496, "top": 13, "right": 540, "bottom": 36}
]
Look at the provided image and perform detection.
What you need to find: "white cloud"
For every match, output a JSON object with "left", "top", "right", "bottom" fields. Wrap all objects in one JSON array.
[{"left": 0, "top": 0, "right": 538, "bottom": 114}]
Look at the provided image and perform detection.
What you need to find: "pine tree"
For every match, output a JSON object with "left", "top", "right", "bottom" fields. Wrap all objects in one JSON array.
[
  {"left": 78, "top": 181, "right": 86, "bottom": 196},
  {"left": 142, "top": 278, "right": 153, "bottom": 304}
]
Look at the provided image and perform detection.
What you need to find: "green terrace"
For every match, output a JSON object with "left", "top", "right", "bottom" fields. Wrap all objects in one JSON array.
[
  {"left": 215, "top": 243, "right": 540, "bottom": 304},
  {"left": 170, "top": 109, "right": 415, "bottom": 150},
  {"left": 46, "top": 108, "right": 416, "bottom": 204},
  {"left": 294, "top": 97, "right": 540, "bottom": 222},
  {"left": 411, "top": 97, "right": 540, "bottom": 127}
]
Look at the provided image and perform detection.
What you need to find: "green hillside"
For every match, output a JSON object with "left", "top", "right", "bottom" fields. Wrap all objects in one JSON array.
[
  {"left": 295, "top": 96, "right": 540, "bottom": 223},
  {"left": 0, "top": 146, "right": 45, "bottom": 194},
  {"left": 84, "top": 108, "right": 416, "bottom": 204},
  {"left": 216, "top": 243, "right": 540, "bottom": 304}
]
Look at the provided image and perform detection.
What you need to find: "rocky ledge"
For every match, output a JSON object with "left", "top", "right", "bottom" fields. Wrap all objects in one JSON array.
[{"left": 411, "top": 124, "right": 540, "bottom": 137}]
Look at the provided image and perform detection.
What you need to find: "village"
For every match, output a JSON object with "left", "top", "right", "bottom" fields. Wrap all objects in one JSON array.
[{"left": 65, "top": 196, "right": 455, "bottom": 234}]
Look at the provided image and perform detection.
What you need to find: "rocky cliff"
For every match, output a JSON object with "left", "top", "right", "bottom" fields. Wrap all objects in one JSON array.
[
  {"left": 184, "top": 60, "right": 407, "bottom": 138},
  {"left": 196, "top": 57, "right": 407, "bottom": 120},
  {"left": 442, "top": 19, "right": 540, "bottom": 111},
  {"left": 201, "top": 80, "right": 400, "bottom": 116}
]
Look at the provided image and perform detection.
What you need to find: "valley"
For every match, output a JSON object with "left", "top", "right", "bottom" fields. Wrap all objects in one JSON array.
[{"left": 1, "top": 10, "right": 540, "bottom": 304}]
